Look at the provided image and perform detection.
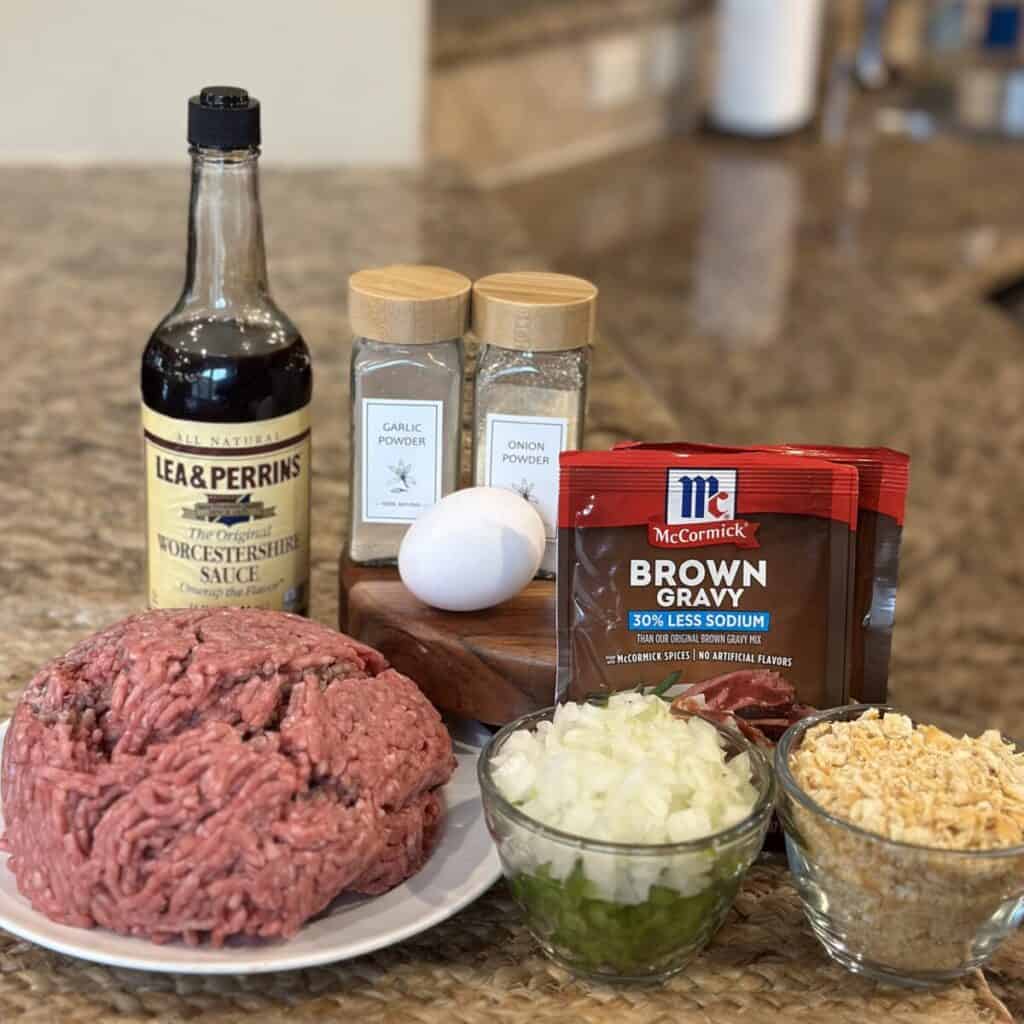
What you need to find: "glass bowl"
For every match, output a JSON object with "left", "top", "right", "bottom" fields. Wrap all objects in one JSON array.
[
  {"left": 478, "top": 706, "right": 775, "bottom": 983},
  {"left": 776, "top": 704, "right": 1024, "bottom": 988}
]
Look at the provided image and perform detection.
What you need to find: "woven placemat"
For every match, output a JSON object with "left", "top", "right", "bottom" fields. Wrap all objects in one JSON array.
[{"left": 1, "top": 864, "right": 1020, "bottom": 1024}]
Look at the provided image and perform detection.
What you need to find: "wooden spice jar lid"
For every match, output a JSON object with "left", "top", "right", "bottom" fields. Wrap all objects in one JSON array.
[
  {"left": 348, "top": 264, "right": 472, "bottom": 344},
  {"left": 472, "top": 271, "right": 598, "bottom": 351}
]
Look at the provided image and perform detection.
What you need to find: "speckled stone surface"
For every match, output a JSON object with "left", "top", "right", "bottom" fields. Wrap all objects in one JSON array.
[{"left": 1, "top": 132, "right": 1023, "bottom": 1020}]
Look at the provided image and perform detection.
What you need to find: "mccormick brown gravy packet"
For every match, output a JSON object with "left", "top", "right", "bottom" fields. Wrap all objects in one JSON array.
[
  {"left": 614, "top": 442, "right": 910, "bottom": 703},
  {"left": 557, "top": 450, "right": 859, "bottom": 708}
]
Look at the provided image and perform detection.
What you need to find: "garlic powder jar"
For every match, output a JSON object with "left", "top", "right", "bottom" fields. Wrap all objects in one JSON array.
[{"left": 348, "top": 265, "right": 469, "bottom": 565}]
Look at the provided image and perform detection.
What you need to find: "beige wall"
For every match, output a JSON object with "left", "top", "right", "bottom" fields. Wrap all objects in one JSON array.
[{"left": 0, "top": 1, "right": 428, "bottom": 165}]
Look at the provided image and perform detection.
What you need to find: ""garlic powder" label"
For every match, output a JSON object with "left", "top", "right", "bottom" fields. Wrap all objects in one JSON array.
[
  {"left": 142, "top": 404, "right": 311, "bottom": 611},
  {"left": 360, "top": 398, "right": 444, "bottom": 524}
]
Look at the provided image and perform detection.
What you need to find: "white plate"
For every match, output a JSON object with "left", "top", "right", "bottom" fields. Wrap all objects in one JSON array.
[{"left": 0, "top": 720, "right": 501, "bottom": 974}]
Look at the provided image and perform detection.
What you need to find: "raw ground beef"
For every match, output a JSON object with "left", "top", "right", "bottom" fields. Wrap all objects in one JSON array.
[{"left": 0, "top": 609, "right": 455, "bottom": 946}]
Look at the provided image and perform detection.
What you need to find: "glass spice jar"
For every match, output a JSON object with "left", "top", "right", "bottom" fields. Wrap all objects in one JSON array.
[
  {"left": 472, "top": 272, "right": 597, "bottom": 577},
  {"left": 348, "top": 265, "right": 470, "bottom": 565}
]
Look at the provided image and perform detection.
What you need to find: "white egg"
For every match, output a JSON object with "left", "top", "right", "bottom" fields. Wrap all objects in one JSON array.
[{"left": 398, "top": 487, "right": 546, "bottom": 611}]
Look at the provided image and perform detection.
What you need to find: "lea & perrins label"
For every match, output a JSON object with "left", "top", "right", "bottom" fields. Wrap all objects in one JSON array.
[{"left": 142, "top": 405, "right": 311, "bottom": 612}]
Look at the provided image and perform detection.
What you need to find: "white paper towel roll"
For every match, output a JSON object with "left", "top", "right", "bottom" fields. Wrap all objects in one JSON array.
[{"left": 710, "top": 0, "right": 825, "bottom": 136}]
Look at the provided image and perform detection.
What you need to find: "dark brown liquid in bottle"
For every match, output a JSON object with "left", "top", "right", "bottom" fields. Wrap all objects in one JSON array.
[{"left": 142, "top": 318, "right": 311, "bottom": 422}]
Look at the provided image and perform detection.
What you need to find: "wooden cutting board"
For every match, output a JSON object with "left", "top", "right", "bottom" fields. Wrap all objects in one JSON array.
[{"left": 338, "top": 554, "right": 556, "bottom": 725}]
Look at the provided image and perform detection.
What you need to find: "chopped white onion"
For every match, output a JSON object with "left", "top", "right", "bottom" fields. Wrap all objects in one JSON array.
[{"left": 490, "top": 694, "right": 760, "bottom": 902}]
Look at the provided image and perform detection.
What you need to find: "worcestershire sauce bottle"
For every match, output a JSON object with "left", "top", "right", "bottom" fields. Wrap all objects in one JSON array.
[{"left": 142, "top": 87, "right": 312, "bottom": 614}]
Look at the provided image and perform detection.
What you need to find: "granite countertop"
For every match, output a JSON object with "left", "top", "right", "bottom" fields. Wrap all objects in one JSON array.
[{"left": 1, "top": 126, "right": 1023, "bottom": 1019}]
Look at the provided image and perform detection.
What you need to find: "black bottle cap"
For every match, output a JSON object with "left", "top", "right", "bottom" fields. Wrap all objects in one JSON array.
[{"left": 188, "top": 86, "right": 260, "bottom": 150}]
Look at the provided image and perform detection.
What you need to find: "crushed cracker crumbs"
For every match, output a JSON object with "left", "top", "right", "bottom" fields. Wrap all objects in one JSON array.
[{"left": 790, "top": 709, "right": 1024, "bottom": 850}]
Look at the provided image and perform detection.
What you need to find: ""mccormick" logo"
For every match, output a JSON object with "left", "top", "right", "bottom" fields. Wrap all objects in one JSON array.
[
  {"left": 651, "top": 468, "right": 758, "bottom": 549},
  {"left": 666, "top": 469, "right": 737, "bottom": 525}
]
